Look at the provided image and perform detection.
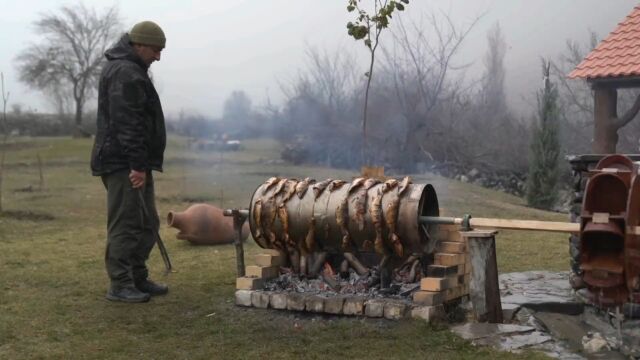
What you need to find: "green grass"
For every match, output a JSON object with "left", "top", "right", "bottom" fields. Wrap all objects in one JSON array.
[{"left": 0, "top": 136, "right": 562, "bottom": 359}]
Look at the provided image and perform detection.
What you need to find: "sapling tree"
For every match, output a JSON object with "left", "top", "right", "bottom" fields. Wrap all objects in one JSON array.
[
  {"left": 527, "top": 60, "right": 560, "bottom": 209},
  {"left": 346, "top": 0, "right": 408, "bottom": 164}
]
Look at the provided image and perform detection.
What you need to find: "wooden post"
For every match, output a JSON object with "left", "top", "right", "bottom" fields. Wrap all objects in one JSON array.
[
  {"left": 463, "top": 230, "right": 502, "bottom": 323},
  {"left": 592, "top": 86, "right": 618, "bottom": 154},
  {"left": 228, "top": 209, "right": 247, "bottom": 277}
]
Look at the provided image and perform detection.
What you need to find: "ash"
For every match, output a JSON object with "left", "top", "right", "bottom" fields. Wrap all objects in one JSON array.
[{"left": 263, "top": 266, "right": 420, "bottom": 300}]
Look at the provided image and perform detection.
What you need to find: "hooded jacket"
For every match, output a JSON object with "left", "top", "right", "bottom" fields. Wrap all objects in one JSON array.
[{"left": 91, "top": 34, "right": 166, "bottom": 176}]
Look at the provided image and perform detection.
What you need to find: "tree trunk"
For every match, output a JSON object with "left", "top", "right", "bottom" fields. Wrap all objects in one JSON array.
[
  {"left": 592, "top": 86, "right": 619, "bottom": 154},
  {"left": 73, "top": 97, "right": 88, "bottom": 138}
]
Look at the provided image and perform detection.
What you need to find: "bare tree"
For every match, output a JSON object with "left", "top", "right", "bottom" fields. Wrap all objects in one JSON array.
[
  {"left": 380, "top": 12, "right": 479, "bottom": 171},
  {"left": 15, "top": 3, "right": 121, "bottom": 137},
  {"left": 277, "top": 46, "right": 362, "bottom": 167}
]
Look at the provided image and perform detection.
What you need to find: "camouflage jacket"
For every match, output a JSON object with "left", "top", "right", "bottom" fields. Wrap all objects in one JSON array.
[{"left": 91, "top": 34, "right": 166, "bottom": 176}]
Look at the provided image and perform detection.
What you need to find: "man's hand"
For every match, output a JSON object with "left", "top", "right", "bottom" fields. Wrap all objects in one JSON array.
[{"left": 129, "top": 169, "right": 146, "bottom": 188}]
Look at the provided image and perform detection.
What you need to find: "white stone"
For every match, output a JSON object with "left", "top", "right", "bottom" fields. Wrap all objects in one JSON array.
[
  {"left": 235, "top": 290, "right": 253, "bottom": 307},
  {"left": 364, "top": 299, "right": 385, "bottom": 318},
  {"left": 270, "top": 293, "right": 287, "bottom": 310},
  {"left": 411, "top": 305, "right": 445, "bottom": 322}
]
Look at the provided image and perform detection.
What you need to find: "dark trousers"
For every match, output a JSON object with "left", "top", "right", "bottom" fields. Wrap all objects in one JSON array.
[{"left": 101, "top": 170, "right": 159, "bottom": 288}]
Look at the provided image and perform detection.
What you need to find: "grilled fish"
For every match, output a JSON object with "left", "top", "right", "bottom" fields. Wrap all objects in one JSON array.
[
  {"left": 262, "top": 177, "right": 280, "bottom": 195},
  {"left": 304, "top": 216, "right": 316, "bottom": 252},
  {"left": 382, "top": 178, "right": 399, "bottom": 193},
  {"left": 282, "top": 179, "right": 298, "bottom": 202},
  {"left": 348, "top": 177, "right": 366, "bottom": 195},
  {"left": 277, "top": 204, "right": 294, "bottom": 249},
  {"left": 352, "top": 185, "right": 368, "bottom": 231},
  {"left": 336, "top": 197, "right": 351, "bottom": 251},
  {"left": 273, "top": 178, "right": 289, "bottom": 197},
  {"left": 252, "top": 198, "right": 269, "bottom": 248},
  {"left": 328, "top": 179, "right": 347, "bottom": 192},
  {"left": 364, "top": 178, "right": 381, "bottom": 190},
  {"left": 398, "top": 176, "right": 412, "bottom": 196},
  {"left": 312, "top": 179, "right": 332, "bottom": 199},
  {"left": 295, "top": 177, "right": 315, "bottom": 199},
  {"left": 370, "top": 189, "right": 386, "bottom": 255},
  {"left": 384, "top": 196, "right": 403, "bottom": 257},
  {"left": 265, "top": 198, "right": 280, "bottom": 249}
]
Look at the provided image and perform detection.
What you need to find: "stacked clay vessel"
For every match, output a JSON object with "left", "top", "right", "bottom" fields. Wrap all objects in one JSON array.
[{"left": 167, "top": 203, "right": 249, "bottom": 245}]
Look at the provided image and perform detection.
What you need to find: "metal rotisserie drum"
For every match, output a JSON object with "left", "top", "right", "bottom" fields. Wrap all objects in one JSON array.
[{"left": 248, "top": 177, "right": 439, "bottom": 268}]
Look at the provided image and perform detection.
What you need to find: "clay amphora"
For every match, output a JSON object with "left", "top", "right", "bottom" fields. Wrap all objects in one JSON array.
[{"left": 167, "top": 203, "right": 249, "bottom": 245}]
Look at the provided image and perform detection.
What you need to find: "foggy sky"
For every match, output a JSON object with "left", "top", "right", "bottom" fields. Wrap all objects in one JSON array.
[{"left": 0, "top": 0, "right": 636, "bottom": 118}]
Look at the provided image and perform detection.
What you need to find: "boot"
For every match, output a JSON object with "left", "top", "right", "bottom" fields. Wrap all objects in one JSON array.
[
  {"left": 135, "top": 279, "right": 169, "bottom": 296},
  {"left": 106, "top": 286, "right": 150, "bottom": 303}
]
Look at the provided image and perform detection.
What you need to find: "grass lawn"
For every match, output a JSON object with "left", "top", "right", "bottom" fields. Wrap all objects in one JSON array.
[{"left": 0, "top": 136, "right": 566, "bottom": 359}]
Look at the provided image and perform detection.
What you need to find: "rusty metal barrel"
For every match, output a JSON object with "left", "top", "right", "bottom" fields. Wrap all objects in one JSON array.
[{"left": 247, "top": 177, "right": 439, "bottom": 261}]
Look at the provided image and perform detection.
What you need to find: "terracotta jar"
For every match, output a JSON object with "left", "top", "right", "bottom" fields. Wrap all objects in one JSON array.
[{"left": 167, "top": 203, "right": 249, "bottom": 245}]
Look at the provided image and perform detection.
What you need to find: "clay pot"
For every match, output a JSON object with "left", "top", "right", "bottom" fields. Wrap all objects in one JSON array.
[{"left": 167, "top": 203, "right": 249, "bottom": 245}]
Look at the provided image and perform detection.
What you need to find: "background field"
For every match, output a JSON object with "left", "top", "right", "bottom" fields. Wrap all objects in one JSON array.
[{"left": 0, "top": 136, "right": 566, "bottom": 359}]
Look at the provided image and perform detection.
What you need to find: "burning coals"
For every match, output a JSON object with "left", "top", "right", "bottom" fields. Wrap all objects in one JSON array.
[{"left": 263, "top": 264, "right": 421, "bottom": 299}]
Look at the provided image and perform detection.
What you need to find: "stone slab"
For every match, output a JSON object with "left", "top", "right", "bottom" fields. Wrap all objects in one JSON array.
[
  {"left": 269, "top": 292, "right": 287, "bottom": 310},
  {"left": 342, "top": 297, "right": 365, "bottom": 316},
  {"left": 473, "top": 331, "right": 553, "bottom": 351},
  {"left": 451, "top": 323, "right": 535, "bottom": 341},
  {"left": 251, "top": 291, "right": 270, "bottom": 309},
  {"left": 324, "top": 296, "right": 345, "bottom": 315},
  {"left": 364, "top": 299, "right": 385, "bottom": 317},
  {"left": 384, "top": 301, "right": 408, "bottom": 320},
  {"left": 235, "top": 290, "right": 253, "bottom": 307},
  {"left": 305, "top": 295, "right": 325, "bottom": 313},
  {"left": 286, "top": 293, "right": 306, "bottom": 311}
]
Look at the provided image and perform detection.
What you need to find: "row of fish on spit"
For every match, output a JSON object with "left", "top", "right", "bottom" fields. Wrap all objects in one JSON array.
[{"left": 249, "top": 175, "right": 420, "bottom": 282}]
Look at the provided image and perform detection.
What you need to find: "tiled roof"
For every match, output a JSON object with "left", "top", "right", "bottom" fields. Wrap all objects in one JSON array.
[{"left": 569, "top": 5, "right": 640, "bottom": 80}]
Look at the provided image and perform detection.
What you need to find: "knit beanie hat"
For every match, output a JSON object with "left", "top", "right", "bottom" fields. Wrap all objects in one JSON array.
[{"left": 129, "top": 21, "right": 166, "bottom": 48}]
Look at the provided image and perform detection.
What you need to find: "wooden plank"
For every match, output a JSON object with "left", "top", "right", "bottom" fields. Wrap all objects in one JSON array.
[
  {"left": 427, "top": 265, "right": 458, "bottom": 278},
  {"left": 413, "top": 291, "right": 444, "bottom": 306},
  {"left": 445, "top": 286, "right": 465, "bottom": 301},
  {"left": 435, "top": 253, "right": 465, "bottom": 266},
  {"left": 438, "top": 241, "right": 465, "bottom": 253},
  {"left": 447, "top": 231, "right": 464, "bottom": 242},
  {"left": 424, "top": 216, "right": 640, "bottom": 235},
  {"left": 420, "top": 276, "right": 458, "bottom": 291},
  {"left": 458, "top": 274, "right": 471, "bottom": 285},
  {"left": 245, "top": 265, "right": 279, "bottom": 279},
  {"left": 236, "top": 276, "right": 264, "bottom": 290},
  {"left": 469, "top": 218, "right": 578, "bottom": 233},
  {"left": 254, "top": 254, "right": 284, "bottom": 267}
]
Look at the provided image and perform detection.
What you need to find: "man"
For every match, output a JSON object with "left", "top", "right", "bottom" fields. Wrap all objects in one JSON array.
[{"left": 91, "top": 21, "right": 168, "bottom": 303}]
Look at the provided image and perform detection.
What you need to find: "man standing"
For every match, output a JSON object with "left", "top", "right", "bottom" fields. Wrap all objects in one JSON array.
[{"left": 91, "top": 21, "right": 168, "bottom": 302}]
